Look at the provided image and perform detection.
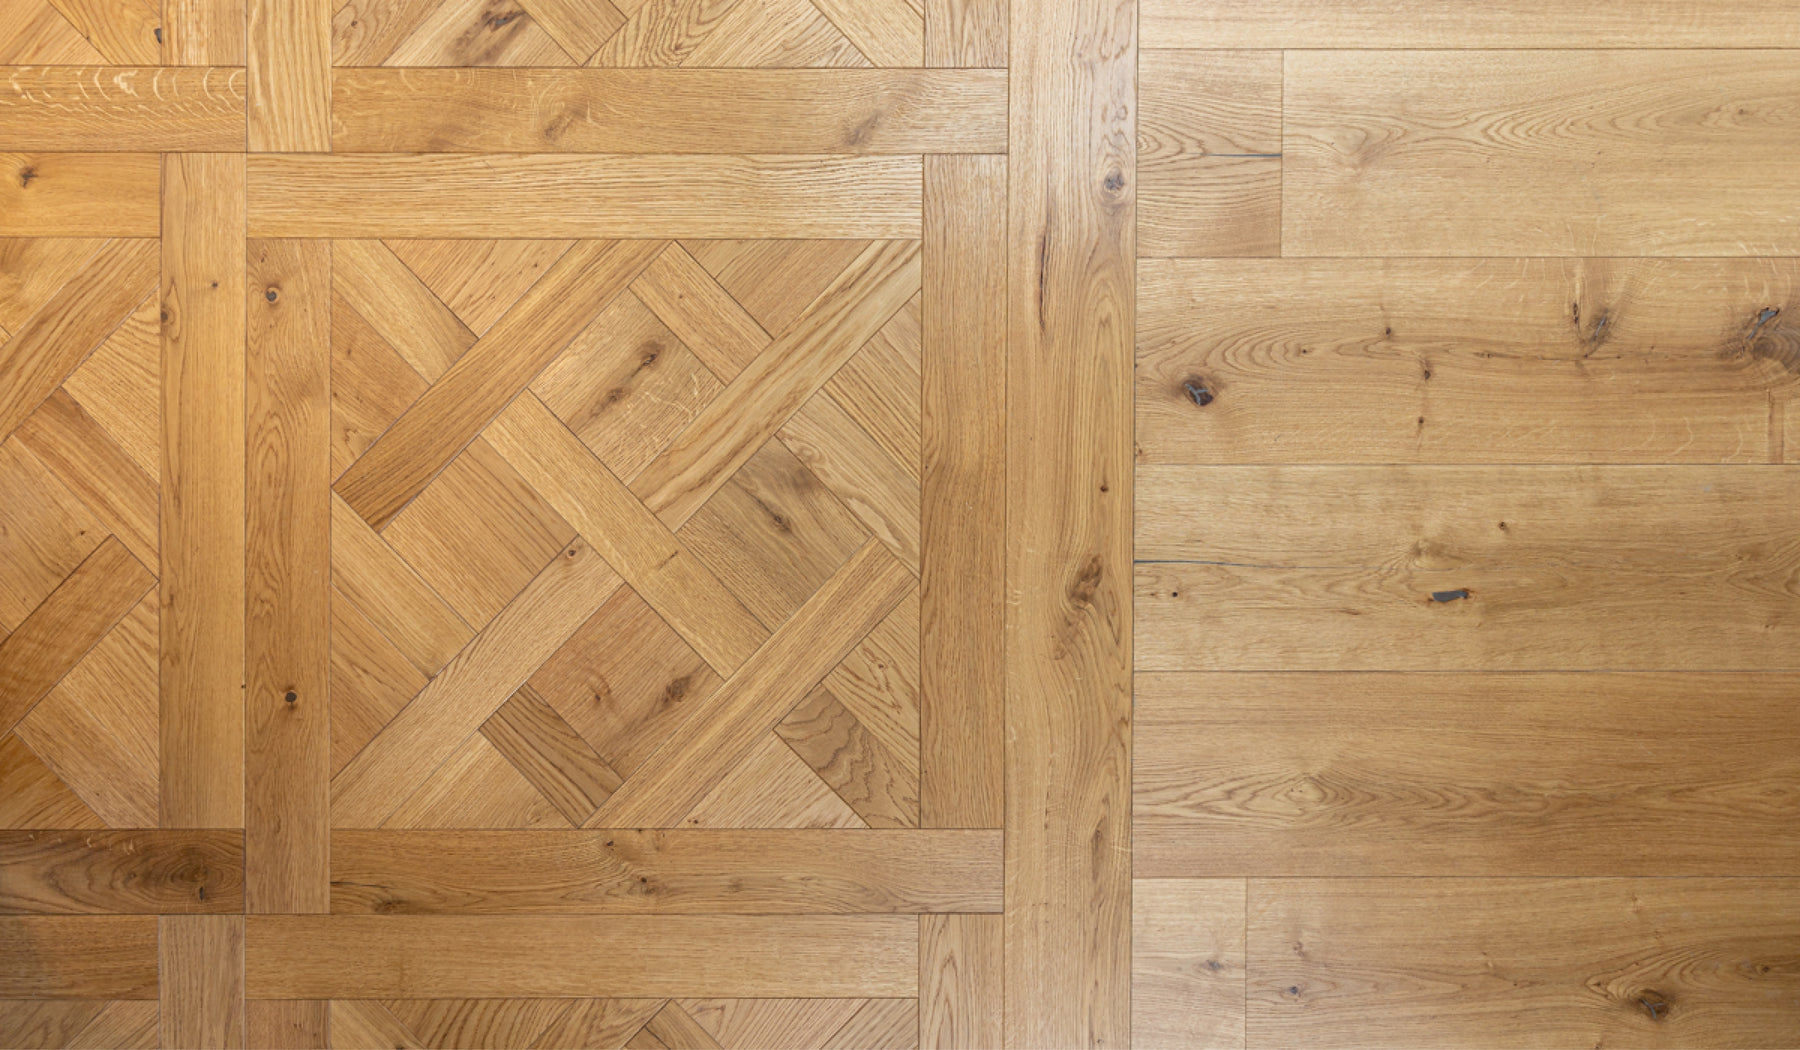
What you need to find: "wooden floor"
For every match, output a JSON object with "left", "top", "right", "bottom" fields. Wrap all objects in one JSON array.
[{"left": 1, "top": 0, "right": 1797, "bottom": 1046}]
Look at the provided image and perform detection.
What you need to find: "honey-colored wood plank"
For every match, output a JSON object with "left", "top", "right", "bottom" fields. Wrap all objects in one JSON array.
[
  {"left": 332, "top": 69, "right": 1003, "bottom": 153},
  {"left": 1133, "top": 879, "right": 1245, "bottom": 1050},
  {"left": 0, "top": 237, "right": 156, "bottom": 446},
  {"left": 160, "top": 152, "right": 246, "bottom": 829},
  {"left": 0, "top": 155, "right": 157, "bottom": 237},
  {"left": 1136, "top": 465, "right": 1800, "bottom": 671},
  {"left": 0, "top": 537, "right": 154, "bottom": 736},
  {"left": 1137, "top": 258, "right": 1800, "bottom": 465},
  {"left": 1285, "top": 51, "right": 1800, "bottom": 257},
  {"left": 518, "top": 0, "right": 624, "bottom": 61},
  {"left": 776, "top": 686, "right": 919, "bottom": 828},
  {"left": 327, "top": 1000, "right": 418, "bottom": 1049},
  {"left": 384, "top": 731, "right": 571, "bottom": 831},
  {"left": 160, "top": 915, "right": 244, "bottom": 1049},
  {"left": 809, "top": 0, "right": 921, "bottom": 67},
  {"left": 335, "top": 239, "right": 663, "bottom": 530},
  {"left": 247, "top": 1001, "right": 328, "bottom": 1050},
  {"left": 0, "top": 67, "right": 244, "bottom": 151},
  {"left": 331, "top": 239, "right": 477, "bottom": 382},
  {"left": 383, "top": 0, "right": 574, "bottom": 66},
  {"left": 66, "top": 1000, "right": 157, "bottom": 1049},
  {"left": 1138, "top": 50, "right": 1280, "bottom": 258},
  {"left": 383, "top": 999, "right": 571, "bottom": 1049},
  {"left": 0, "top": 439, "right": 104, "bottom": 635},
  {"left": 480, "top": 685, "right": 623, "bottom": 825},
  {"left": 15, "top": 389, "right": 159, "bottom": 567},
  {"left": 60, "top": 292, "right": 160, "bottom": 480},
  {"left": 826, "top": 999, "right": 917, "bottom": 1049},
  {"left": 640, "top": 1001, "right": 723, "bottom": 1049},
  {"left": 0, "top": 734, "right": 105, "bottom": 829},
  {"left": 778, "top": 389, "right": 921, "bottom": 574},
  {"left": 329, "top": 493, "right": 473, "bottom": 679},
  {"left": 1137, "top": 672, "right": 1800, "bottom": 877},
  {"left": 0, "top": 0, "right": 109, "bottom": 64},
  {"left": 685, "top": 730, "right": 867, "bottom": 830},
  {"left": 673, "top": 0, "right": 866, "bottom": 69},
  {"left": 333, "top": 828, "right": 999, "bottom": 913},
  {"left": 1140, "top": 154, "right": 1278, "bottom": 259},
  {"left": 918, "top": 914, "right": 1000, "bottom": 1050},
  {"left": 1248, "top": 878, "right": 1800, "bottom": 1048},
  {"left": 248, "top": 916, "right": 918, "bottom": 998},
  {"left": 0, "top": 830, "right": 241, "bottom": 914},
  {"left": 1143, "top": 0, "right": 1800, "bottom": 47},
  {"left": 45, "top": 0, "right": 163, "bottom": 63},
  {"left": 1006, "top": 0, "right": 1133, "bottom": 1033},
  {"left": 0, "top": 239, "right": 106, "bottom": 335},
  {"left": 592, "top": 540, "right": 914, "bottom": 827},
  {"left": 248, "top": 0, "right": 330, "bottom": 150},
  {"left": 164, "top": 0, "right": 246, "bottom": 63},
  {"left": 246, "top": 239, "right": 331, "bottom": 913},
  {"left": 535, "top": 999, "right": 665, "bottom": 1049},
  {"left": 921, "top": 154, "right": 1003, "bottom": 829},
  {"left": 0, "top": 1000, "right": 107, "bottom": 1050},
  {"left": 629, "top": 244, "right": 771, "bottom": 379},
  {"left": 924, "top": 0, "right": 1001, "bottom": 66},
  {"left": 247, "top": 155, "right": 923, "bottom": 239},
  {"left": 0, "top": 917, "right": 157, "bottom": 998}
]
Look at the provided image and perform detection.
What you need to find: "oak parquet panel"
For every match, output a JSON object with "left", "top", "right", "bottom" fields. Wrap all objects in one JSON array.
[
  {"left": 45, "top": 0, "right": 163, "bottom": 63},
  {"left": 686, "top": 730, "right": 867, "bottom": 828},
  {"left": 61, "top": 292, "right": 160, "bottom": 480},
  {"left": 0, "top": 0, "right": 109, "bottom": 64},
  {"left": 331, "top": 238, "right": 478, "bottom": 382},
  {"left": 0, "top": 239, "right": 106, "bottom": 335},
  {"left": 1132, "top": 879, "right": 1245, "bottom": 1050},
  {"left": 246, "top": 1000, "right": 329, "bottom": 1049},
  {"left": 382, "top": 0, "right": 573, "bottom": 67},
  {"left": 0, "top": 67, "right": 245, "bottom": 151},
  {"left": 248, "top": 0, "right": 331, "bottom": 150},
  {"left": 158, "top": 915, "right": 245, "bottom": 1049},
  {"left": 64, "top": 1000, "right": 157, "bottom": 1048},
  {"left": 0, "top": 155, "right": 158, "bottom": 237},
  {"left": 15, "top": 389, "right": 159, "bottom": 567},
  {"left": 630, "top": 244, "right": 772, "bottom": 379},
  {"left": 0, "top": 830, "right": 241, "bottom": 914},
  {"left": 384, "top": 731, "right": 571, "bottom": 830},
  {"left": 0, "top": 734, "right": 106, "bottom": 830},
  {"left": 480, "top": 685, "right": 624, "bottom": 824},
  {"left": 0, "top": 917, "right": 157, "bottom": 998},
  {"left": 0, "top": 437, "right": 106, "bottom": 633},
  {"left": 918, "top": 914, "right": 1000, "bottom": 1050},
  {"left": 384, "top": 239, "right": 572, "bottom": 339},
  {"left": 329, "top": 492, "right": 473, "bottom": 679}
]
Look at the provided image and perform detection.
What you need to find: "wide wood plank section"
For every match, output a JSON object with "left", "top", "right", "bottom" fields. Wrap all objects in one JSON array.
[
  {"left": 1137, "top": 673, "right": 1800, "bottom": 877},
  {"left": 0, "top": 67, "right": 244, "bottom": 151},
  {"left": 247, "top": 0, "right": 330, "bottom": 150},
  {"left": 919, "top": 913, "right": 1002, "bottom": 1050},
  {"left": 1138, "top": 50, "right": 1280, "bottom": 258},
  {"left": 1137, "top": 465, "right": 1800, "bottom": 671},
  {"left": 332, "top": 68, "right": 1006, "bottom": 153},
  {"left": 1284, "top": 51, "right": 1800, "bottom": 257},
  {"left": 158, "top": 915, "right": 244, "bottom": 1050},
  {"left": 0, "top": 917, "right": 158, "bottom": 998},
  {"left": 247, "top": 155, "right": 924, "bottom": 239},
  {"left": 331, "top": 829, "right": 1000, "bottom": 913},
  {"left": 1138, "top": 258, "right": 1800, "bottom": 465},
  {"left": 0, "top": 830, "right": 242, "bottom": 914},
  {"left": 1248, "top": 878, "right": 1800, "bottom": 1048},
  {"left": 0, "top": 154, "right": 158, "bottom": 237},
  {"left": 1133, "top": 879, "right": 1245, "bottom": 1050},
  {"left": 246, "top": 916, "right": 918, "bottom": 998}
]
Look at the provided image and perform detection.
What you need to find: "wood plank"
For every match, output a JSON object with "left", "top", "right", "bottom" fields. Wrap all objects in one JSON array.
[
  {"left": 1133, "top": 879, "right": 1244, "bottom": 1050},
  {"left": 0, "top": 733, "right": 105, "bottom": 830},
  {"left": 480, "top": 685, "right": 623, "bottom": 825},
  {"left": 248, "top": 0, "right": 331, "bottom": 150},
  {"left": 0, "top": 830, "right": 241, "bottom": 914},
  {"left": 0, "top": 917, "right": 157, "bottom": 998},
  {"left": 591, "top": 540, "right": 915, "bottom": 827},
  {"left": 331, "top": 238, "right": 477, "bottom": 382},
  {"left": 247, "top": 916, "right": 918, "bottom": 998},
  {"left": 332, "top": 828, "right": 1000, "bottom": 913},
  {"left": 517, "top": 0, "right": 624, "bottom": 61},
  {"left": 1137, "top": 258, "right": 1800, "bottom": 465},
  {"left": 0, "top": 155, "right": 158, "bottom": 237},
  {"left": 777, "top": 389, "right": 921, "bottom": 574},
  {"left": 0, "top": 67, "right": 244, "bottom": 151},
  {"left": 246, "top": 239, "right": 331, "bottom": 913},
  {"left": 827, "top": 999, "right": 917, "bottom": 1049},
  {"left": 1006, "top": 0, "right": 1133, "bottom": 1032},
  {"left": 46, "top": 0, "right": 163, "bottom": 63},
  {"left": 809, "top": 0, "right": 921, "bottom": 67},
  {"left": 15, "top": 389, "right": 159, "bottom": 568},
  {"left": 776, "top": 685, "right": 919, "bottom": 828},
  {"left": 0, "top": 237, "right": 157, "bottom": 446},
  {"left": 1285, "top": 51, "right": 1800, "bottom": 257},
  {"left": 332, "top": 69, "right": 1004, "bottom": 153},
  {"left": 0, "top": 537, "right": 154, "bottom": 736},
  {"left": 246, "top": 1001, "right": 328, "bottom": 1049},
  {"left": 924, "top": 0, "right": 1001, "bottom": 65},
  {"left": 1247, "top": 878, "right": 1800, "bottom": 1048},
  {"left": 921, "top": 154, "right": 1003, "bottom": 829},
  {"left": 630, "top": 243, "right": 772, "bottom": 379},
  {"left": 329, "top": 493, "right": 473, "bottom": 679},
  {"left": 1143, "top": 0, "right": 1800, "bottom": 48},
  {"left": 160, "top": 152, "right": 246, "bottom": 828},
  {"left": 335, "top": 239, "right": 663, "bottom": 530},
  {"left": 1136, "top": 465, "right": 1800, "bottom": 671},
  {"left": 1138, "top": 50, "right": 1279, "bottom": 258},
  {"left": 164, "top": 0, "right": 246, "bottom": 63},
  {"left": 247, "top": 155, "right": 923, "bottom": 239},
  {"left": 1136, "top": 672, "right": 1800, "bottom": 877},
  {"left": 640, "top": 1002, "right": 723, "bottom": 1049},
  {"left": 66, "top": 1000, "right": 157, "bottom": 1048},
  {"left": 159, "top": 915, "right": 245, "bottom": 1049},
  {"left": 919, "top": 914, "right": 1001, "bottom": 1050},
  {"left": 0, "top": 1000, "right": 107, "bottom": 1050}
]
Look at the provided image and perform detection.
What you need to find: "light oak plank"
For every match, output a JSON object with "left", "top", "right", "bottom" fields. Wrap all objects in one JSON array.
[
  {"left": 159, "top": 915, "right": 244, "bottom": 1049},
  {"left": 1138, "top": 50, "right": 1279, "bottom": 258},
  {"left": 826, "top": 999, "right": 917, "bottom": 1049},
  {"left": 778, "top": 388, "right": 921, "bottom": 574},
  {"left": 1137, "top": 672, "right": 1800, "bottom": 877},
  {"left": 924, "top": 0, "right": 1001, "bottom": 66},
  {"left": 165, "top": 0, "right": 246, "bottom": 63},
  {"left": 0, "top": 917, "right": 157, "bottom": 998},
  {"left": 0, "top": 830, "right": 241, "bottom": 914},
  {"left": 246, "top": 1000, "right": 328, "bottom": 1049},
  {"left": 247, "top": 916, "right": 918, "bottom": 998},
  {"left": 809, "top": 0, "right": 921, "bottom": 67},
  {"left": 776, "top": 685, "right": 919, "bottom": 827},
  {"left": 160, "top": 152, "right": 246, "bottom": 828},
  {"left": 0, "top": 238, "right": 106, "bottom": 335},
  {"left": 518, "top": 0, "right": 624, "bottom": 61},
  {"left": 45, "top": 0, "right": 163, "bottom": 63},
  {"left": 329, "top": 493, "right": 472, "bottom": 679},
  {"left": 0, "top": 155, "right": 157, "bottom": 237},
  {"left": 331, "top": 238, "right": 477, "bottom": 382},
  {"left": 0, "top": 733, "right": 106, "bottom": 830},
  {"left": 332, "top": 828, "right": 1000, "bottom": 913},
  {"left": 249, "top": 0, "right": 330, "bottom": 150},
  {"left": 247, "top": 155, "right": 923, "bottom": 239},
  {"left": 0, "top": 67, "right": 244, "bottom": 151},
  {"left": 332, "top": 69, "right": 1003, "bottom": 153},
  {"left": 1136, "top": 465, "right": 1800, "bottom": 671},
  {"left": 919, "top": 914, "right": 1001, "bottom": 1050},
  {"left": 15, "top": 389, "right": 159, "bottom": 567},
  {"left": 1132, "top": 879, "right": 1244, "bottom": 1050},
  {"left": 479, "top": 685, "right": 623, "bottom": 825},
  {"left": 630, "top": 243, "right": 772, "bottom": 379},
  {"left": 246, "top": 239, "right": 331, "bottom": 913}
]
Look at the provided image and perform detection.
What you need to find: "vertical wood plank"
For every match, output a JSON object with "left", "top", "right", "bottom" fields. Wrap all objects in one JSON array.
[
  {"left": 161, "top": 152, "right": 247, "bottom": 829},
  {"left": 920, "top": 913, "right": 1003, "bottom": 1049},
  {"left": 921, "top": 154, "right": 1005, "bottom": 829},
  {"left": 245, "top": 239, "right": 330, "bottom": 912},
  {"left": 249, "top": 0, "right": 331, "bottom": 151},
  {"left": 1006, "top": 0, "right": 1135, "bottom": 1038},
  {"left": 927, "top": 0, "right": 1005, "bottom": 65},
  {"left": 165, "top": 0, "right": 247, "bottom": 63},
  {"left": 160, "top": 915, "right": 246, "bottom": 1049}
]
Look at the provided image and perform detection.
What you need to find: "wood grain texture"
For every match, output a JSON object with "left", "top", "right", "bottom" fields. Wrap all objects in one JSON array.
[
  {"left": 0, "top": 154, "right": 158, "bottom": 237},
  {"left": 1142, "top": 0, "right": 1800, "bottom": 48},
  {"left": 164, "top": 0, "right": 246, "bottom": 63},
  {"left": 1137, "top": 672, "right": 1800, "bottom": 877},
  {"left": 248, "top": 155, "right": 924, "bottom": 239},
  {"left": 46, "top": 0, "right": 163, "bottom": 63},
  {"left": 0, "top": 917, "right": 157, "bottom": 998},
  {"left": 1284, "top": 51, "right": 1800, "bottom": 257},
  {"left": 247, "top": 916, "right": 918, "bottom": 998},
  {"left": 159, "top": 915, "right": 244, "bottom": 1049},
  {"left": 925, "top": 0, "right": 1002, "bottom": 65},
  {"left": 160, "top": 152, "right": 246, "bottom": 828},
  {"left": 919, "top": 913, "right": 1001, "bottom": 1050},
  {"left": 0, "top": 67, "right": 244, "bottom": 151},
  {"left": 332, "top": 829, "right": 1000, "bottom": 913},
  {"left": 245, "top": 239, "right": 331, "bottom": 913},
  {"left": 1137, "top": 258, "right": 1800, "bottom": 465},
  {"left": 246, "top": 1000, "right": 328, "bottom": 1049},
  {"left": 1133, "top": 879, "right": 1244, "bottom": 1050},
  {"left": 0, "top": 831, "right": 242, "bottom": 914},
  {"left": 1137, "top": 50, "right": 1278, "bottom": 258},
  {"left": 248, "top": 0, "right": 330, "bottom": 150},
  {"left": 480, "top": 686, "right": 623, "bottom": 825},
  {"left": 1248, "top": 878, "right": 1800, "bottom": 1048},
  {"left": 14, "top": 389, "right": 159, "bottom": 567},
  {"left": 1006, "top": 0, "right": 1133, "bottom": 1035},
  {"left": 921, "top": 154, "right": 1004, "bottom": 829},
  {"left": 332, "top": 69, "right": 1005, "bottom": 153},
  {"left": 1136, "top": 465, "right": 1800, "bottom": 671}
]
